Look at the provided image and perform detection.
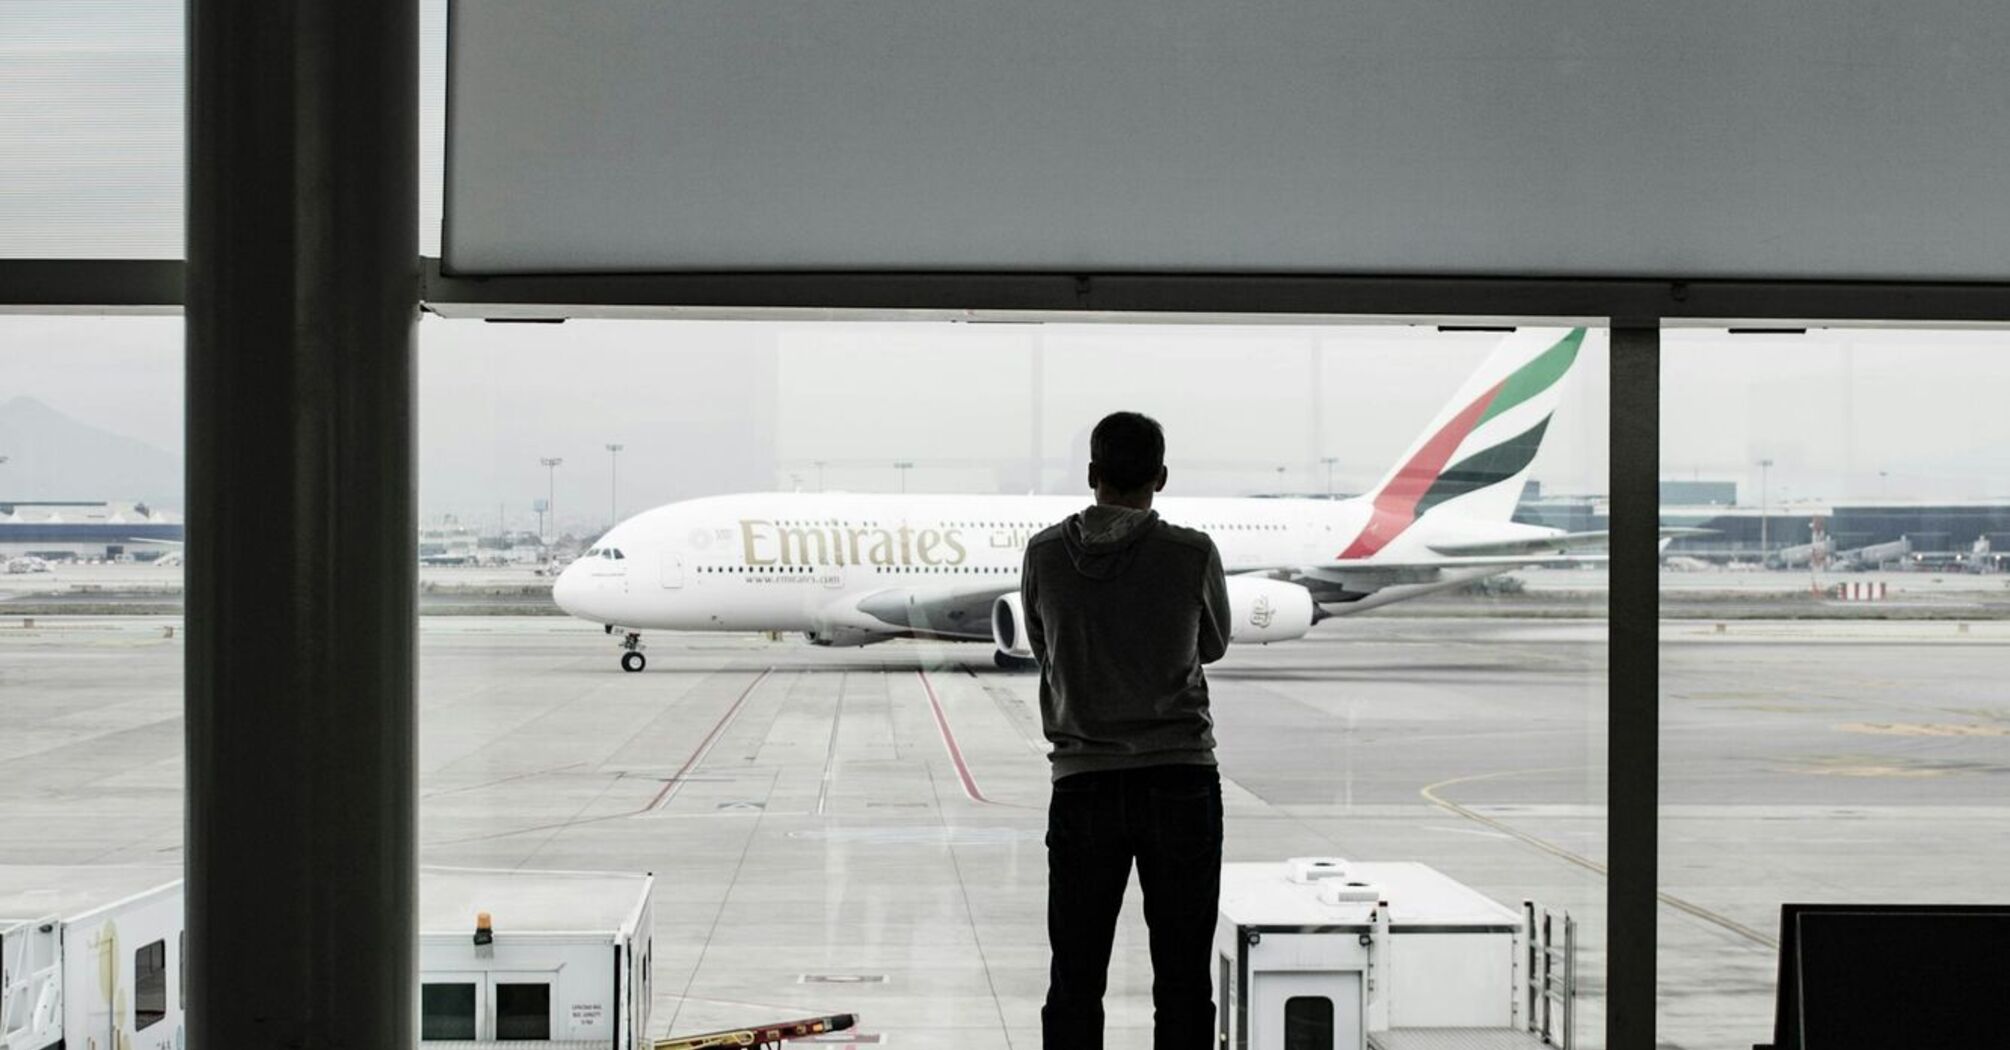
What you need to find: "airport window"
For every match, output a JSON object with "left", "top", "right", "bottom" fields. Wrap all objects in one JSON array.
[
  {"left": 134, "top": 938, "right": 167, "bottom": 1030},
  {"left": 494, "top": 981, "right": 552, "bottom": 1040},
  {"left": 416, "top": 320, "right": 1605, "bottom": 1048},
  {"left": 421, "top": 982, "right": 478, "bottom": 1040},
  {"left": 1656, "top": 327, "right": 2010, "bottom": 1048}
]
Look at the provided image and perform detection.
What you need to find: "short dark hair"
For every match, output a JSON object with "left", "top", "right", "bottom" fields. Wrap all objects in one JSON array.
[{"left": 1090, "top": 411, "right": 1165, "bottom": 492}]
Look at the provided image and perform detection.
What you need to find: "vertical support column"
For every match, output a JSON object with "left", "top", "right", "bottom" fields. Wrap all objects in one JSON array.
[
  {"left": 185, "top": 2, "right": 418, "bottom": 1046},
  {"left": 1606, "top": 324, "right": 1660, "bottom": 1049}
]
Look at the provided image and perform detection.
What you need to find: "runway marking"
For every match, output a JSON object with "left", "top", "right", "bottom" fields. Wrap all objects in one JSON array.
[
  {"left": 1420, "top": 768, "right": 1780, "bottom": 950},
  {"left": 422, "top": 667, "right": 776, "bottom": 847},
  {"left": 1838, "top": 721, "right": 2010, "bottom": 738},
  {"left": 420, "top": 760, "right": 588, "bottom": 800},
  {"left": 648, "top": 668, "right": 775, "bottom": 812},
  {"left": 815, "top": 671, "right": 847, "bottom": 816},
  {"left": 916, "top": 668, "right": 996, "bottom": 806}
]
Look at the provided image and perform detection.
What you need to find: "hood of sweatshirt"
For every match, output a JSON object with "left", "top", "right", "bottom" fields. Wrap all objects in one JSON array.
[{"left": 1060, "top": 504, "right": 1160, "bottom": 580}]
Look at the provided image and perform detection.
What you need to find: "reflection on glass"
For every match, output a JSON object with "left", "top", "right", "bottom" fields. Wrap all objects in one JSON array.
[{"left": 1657, "top": 328, "right": 2010, "bottom": 1049}]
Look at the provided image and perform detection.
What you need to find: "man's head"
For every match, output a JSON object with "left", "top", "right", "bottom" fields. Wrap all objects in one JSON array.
[{"left": 1088, "top": 411, "right": 1168, "bottom": 508}]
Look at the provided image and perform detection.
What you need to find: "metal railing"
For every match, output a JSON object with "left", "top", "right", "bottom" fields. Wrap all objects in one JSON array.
[{"left": 1522, "top": 900, "right": 1576, "bottom": 1049}]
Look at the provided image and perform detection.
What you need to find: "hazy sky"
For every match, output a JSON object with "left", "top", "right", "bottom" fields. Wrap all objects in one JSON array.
[
  {"left": 8, "top": 318, "right": 2010, "bottom": 535},
  {"left": 8, "top": 4, "right": 2010, "bottom": 530}
]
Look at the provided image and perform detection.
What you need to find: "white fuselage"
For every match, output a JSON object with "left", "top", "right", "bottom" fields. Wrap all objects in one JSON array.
[{"left": 553, "top": 490, "right": 1557, "bottom": 638}]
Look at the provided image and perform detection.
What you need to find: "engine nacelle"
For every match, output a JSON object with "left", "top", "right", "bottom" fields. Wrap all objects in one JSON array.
[
  {"left": 1226, "top": 576, "right": 1316, "bottom": 644},
  {"left": 997, "top": 579, "right": 1313, "bottom": 654},
  {"left": 991, "top": 592, "right": 1035, "bottom": 658}
]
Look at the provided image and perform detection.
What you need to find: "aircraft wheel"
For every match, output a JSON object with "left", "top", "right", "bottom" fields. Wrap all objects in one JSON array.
[{"left": 621, "top": 651, "right": 647, "bottom": 673}]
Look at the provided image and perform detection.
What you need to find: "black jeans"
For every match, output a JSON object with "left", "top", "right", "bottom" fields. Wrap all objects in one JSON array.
[{"left": 1043, "top": 764, "right": 1223, "bottom": 1050}]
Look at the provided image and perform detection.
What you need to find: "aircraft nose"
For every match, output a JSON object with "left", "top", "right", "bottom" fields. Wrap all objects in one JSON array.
[{"left": 551, "top": 560, "right": 587, "bottom": 618}]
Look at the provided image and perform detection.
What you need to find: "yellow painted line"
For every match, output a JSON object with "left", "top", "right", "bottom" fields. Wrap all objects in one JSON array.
[{"left": 1420, "top": 768, "right": 1779, "bottom": 950}]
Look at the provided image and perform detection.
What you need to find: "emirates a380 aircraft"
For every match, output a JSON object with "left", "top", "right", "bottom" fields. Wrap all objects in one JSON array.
[{"left": 555, "top": 328, "right": 1607, "bottom": 671}]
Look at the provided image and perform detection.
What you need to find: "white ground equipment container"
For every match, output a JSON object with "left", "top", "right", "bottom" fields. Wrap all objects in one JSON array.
[
  {"left": 3, "top": 866, "right": 656, "bottom": 1050},
  {"left": 1215, "top": 858, "right": 1569, "bottom": 1050},
  {"left": 1, "top": 866, "right": 184, "bottom": 1050},
  {"left": 418, "top": 867, "right": 656, "bottom": 1047}
]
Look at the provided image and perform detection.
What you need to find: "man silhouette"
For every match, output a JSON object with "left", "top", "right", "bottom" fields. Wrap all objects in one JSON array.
[{"left": 1020, "top": 411, "right": 1232, "bottom": 1050}]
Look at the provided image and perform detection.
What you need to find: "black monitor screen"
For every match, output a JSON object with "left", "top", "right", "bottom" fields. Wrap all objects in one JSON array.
[{"left": 1771, "top": 905, "right": 2010, "bottom": 1049}]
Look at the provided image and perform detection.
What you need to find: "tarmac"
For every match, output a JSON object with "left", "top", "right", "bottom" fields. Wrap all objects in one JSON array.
[{"left": 3, "top": 612, "right": 2007, "bottom": 1049}]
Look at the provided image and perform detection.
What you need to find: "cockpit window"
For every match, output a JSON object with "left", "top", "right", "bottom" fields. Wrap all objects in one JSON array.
[{"left": 612, "top": 549, "right": 625, "bottom": 560}]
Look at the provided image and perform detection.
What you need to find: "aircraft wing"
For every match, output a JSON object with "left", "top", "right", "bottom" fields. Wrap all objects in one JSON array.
[
  {"left": 1424, "top": 526, "right": 1713, "bottom": 558},
  {"left": 848, "top": 583, "right": 1015, "bottom": 641}
]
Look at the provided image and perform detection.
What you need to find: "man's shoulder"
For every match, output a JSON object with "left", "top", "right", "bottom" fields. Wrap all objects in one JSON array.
[
  {"left": 1150, "top": 520, "right": 1217, "bottom": 556},
  {"left": 1026, "top": 522, "right": 1067, "bottom": 551}
]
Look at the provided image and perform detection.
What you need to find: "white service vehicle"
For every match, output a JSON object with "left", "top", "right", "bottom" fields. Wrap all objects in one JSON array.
[
  {"left": 418, "top": 867, "right": 655, "bottom": 1047},
  {"left": 1213, "top": 858, "right": 1574, "bottom": 1050},
  {"left": 1, "top": 867, "right": 184, "bottom": 1050},
  {"left": 2, "top": 867, "right": 657, "bottom": 1050}
]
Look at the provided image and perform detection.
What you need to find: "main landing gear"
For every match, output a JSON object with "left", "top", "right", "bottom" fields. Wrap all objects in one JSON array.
[{"left": 607, "top": 626, "right": 646, "bottom": 672}]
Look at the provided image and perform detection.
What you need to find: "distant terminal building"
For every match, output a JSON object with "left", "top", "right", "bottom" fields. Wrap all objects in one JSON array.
[
  {"left": 1659, "top": 479, "right": 1738, "bottom": 506},
  {"left": 1509, "top": 485, "right": 2010, "bottom": 564},
  {"left": 0, "top": 501, "right": 183, "bottom": 561},
  {"left": 1661, "top": 500, "right": 2010, "bottom": 561}
]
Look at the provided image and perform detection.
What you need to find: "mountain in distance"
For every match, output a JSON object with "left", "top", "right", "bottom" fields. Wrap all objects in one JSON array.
[{"left": 0, "top": 396, "right": 183, "bottom": 511}]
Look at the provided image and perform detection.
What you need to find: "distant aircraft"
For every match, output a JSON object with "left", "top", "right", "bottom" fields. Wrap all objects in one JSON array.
[{"left": 556, "top": 328, "right": 1639, "bottom": 671}]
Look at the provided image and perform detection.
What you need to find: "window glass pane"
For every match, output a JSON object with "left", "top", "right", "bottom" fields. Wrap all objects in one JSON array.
[
  {"left": 1657, "top": 327, "right": 2010, "bottom": 1049},
  {"left": 0, "top": 318, "right": 184, "bottom": 836},
  {"left": 1284, "top": 995, "right": 1333, "bottom": 1050},
  {"left": 134, "top": 939, "right": 167, "bottom": 1029},
  {"left": 493, "top": 982, "right": 551, "bottom": 1040},
  {"left": 421, "top": 982, "right": 477, "bottom": 1040},
  {"left": 1, "top": 2, "right": 182, "bottom": 258},
  {"left": 420, "top": 319, "right": 1606, "bottom": 1046},
  {"left": 0, "top": 0, "right": 447, "bottom": 257}
]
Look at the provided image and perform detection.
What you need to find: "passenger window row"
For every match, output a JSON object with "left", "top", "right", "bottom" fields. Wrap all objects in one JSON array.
[{"left": 693, "top": 565, "right": 1013, "bottom": 574}]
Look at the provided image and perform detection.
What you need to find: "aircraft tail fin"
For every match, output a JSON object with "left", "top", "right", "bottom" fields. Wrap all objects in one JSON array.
[{"left": 1338, "top": 327, "right": 1584, "bottom": 559}]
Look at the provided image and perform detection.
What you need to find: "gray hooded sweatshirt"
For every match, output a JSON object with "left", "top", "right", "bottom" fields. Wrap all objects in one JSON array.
[{"left": 1020, "top": 504, "right": 1233, "bottom": 780}]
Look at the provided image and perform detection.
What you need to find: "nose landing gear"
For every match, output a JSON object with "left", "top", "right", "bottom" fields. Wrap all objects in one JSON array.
[{"left": 616, "top": 630, "right": 646, "bottom": 672}]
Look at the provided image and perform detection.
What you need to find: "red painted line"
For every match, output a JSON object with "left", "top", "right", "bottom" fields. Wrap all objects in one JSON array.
[
  {"left": 917, "top": 669, "right": 995, "bottom": 805},
  {"left": 647, "top": 668, "right": 773, "bottom": 812}
]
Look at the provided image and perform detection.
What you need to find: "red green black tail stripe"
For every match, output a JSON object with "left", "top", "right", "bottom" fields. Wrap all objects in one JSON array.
[{"left": 1337, "top": 329, "right": 1581, "bottom": 559}]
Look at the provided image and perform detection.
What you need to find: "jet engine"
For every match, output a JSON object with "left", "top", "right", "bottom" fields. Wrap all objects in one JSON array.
[
  {"left": 1225, "top": 576, "right": 1316, "bottom": 644},
  {"left": 995, "top": 577, "right": 1315, "bottom": 655},
  {"left": 991, "top": 592, "right": 1035, "bottom": 659}
]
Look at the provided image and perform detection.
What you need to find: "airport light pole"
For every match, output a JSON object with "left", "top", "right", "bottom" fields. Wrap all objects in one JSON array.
[
  {"left": 894, "top": 461, "right": 914, "bottom": 494},
  {"left": 1321, "top": 456, "right": 1338, "bottom": 497},
  {"left": 605, "top": 444, "right": 623, "bottom": 528},
  {"left": 540, "top": 457, "right": 563, "bottom": 544},
  {"left": 1757, "top": 458, "right": 1774, "bottom": 556}
]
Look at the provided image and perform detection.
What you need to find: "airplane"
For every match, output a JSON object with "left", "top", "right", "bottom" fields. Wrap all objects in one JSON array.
[{"left": 555, "top": 327, "right": 1635, "bottom": 672}]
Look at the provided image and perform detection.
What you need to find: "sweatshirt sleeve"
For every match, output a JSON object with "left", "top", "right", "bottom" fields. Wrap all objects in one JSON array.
[
  {"left": 1021, "top": 546, "right": 1047, "bottom": 663},
  {"left": 1198, "top": 540, "right": 1231, "bottom": 665}
]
